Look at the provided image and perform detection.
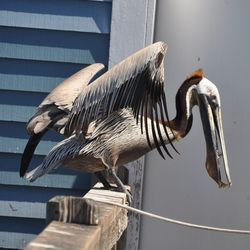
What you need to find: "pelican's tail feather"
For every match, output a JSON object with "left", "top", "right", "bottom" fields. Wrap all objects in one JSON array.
[
  {"left": 25, "top": 165, "right": 45, "bottom": 182},
  {"left": 20, "top": 131, "right": 47, "bottom": 177}
]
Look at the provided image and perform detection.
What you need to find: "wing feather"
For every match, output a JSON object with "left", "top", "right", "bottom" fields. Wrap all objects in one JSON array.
[{"left": 65, "top": 41, "right": 177, "bottom": 157}]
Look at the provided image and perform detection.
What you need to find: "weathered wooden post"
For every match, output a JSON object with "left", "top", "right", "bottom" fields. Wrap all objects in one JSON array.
[{"left": 25, "top": 183, "right": 129, "bottom": 250}]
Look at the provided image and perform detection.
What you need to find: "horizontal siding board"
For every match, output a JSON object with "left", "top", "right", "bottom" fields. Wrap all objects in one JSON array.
[
  {"left": 0, "top": 0, "right": 112, "bottom": 248},
  {"left": 0, "top": 136, "right": 56, "bottom": 155},
  {"left": 0, "top": 217, "right": 44, "bottom": 248},
  {"left": 0, "top": 91, "right": 46, "bottom": 107},
  {"left": 0, "top": 185, "right": 85, "bottom": 203},
  {"left": 0, "top": 26, "right": 110, "bottom": 65},
  {"left": 0, "top": 153, "right": 43, "bottom": 172},
  {"left": 0, "top": 122, "right": 62, "bottom": 142},
  {"left": 0, "top": 11, "right": 108, "bottom": 33},
  {"left": 0, "top": 232, "right": 36, "bottom": 249},
  {"left": 0, "top": 42, "right": 103, "bottom": 64},
  {"left": 0, "top": 248, "right": 19, "bottom": 250},
  {"left": 0, "top": 0, "right": 111, "bottom": 33},
  {"left": 0, "top": 153, "right": 92, "bottom": 181},
  {"left": 0, "top": 217, "right": 45, "bottom": 234},
  {"left": 0, "top": 26, "right": 94, "bottom": 47},
  {"left": 0, "top": 73, "right": 65, "bottom": 93},
  {"left": 0, "top": 201, "right": 45, "bottom": 219},
  {"left": 0, "top": 58, "right": 86, "bottom": 78},
  {"left": 0, "top": 150, "right": 95, "bottom": 178},
  {"left": 0, "top": 105, "right": 36, "bottom": 123},
  {"left": 0, "top": 171, "right": 91, "bottom": 189},
  {"left": 0, "top": 122, "right": 28, "bottom": 141}
]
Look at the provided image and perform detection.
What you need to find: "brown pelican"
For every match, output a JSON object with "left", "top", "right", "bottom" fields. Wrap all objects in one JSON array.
[
  {"left": 25, "top": 42, "right": 231, "bottom": 203},
  {"left": 20, "top": 63, "right": 105, "bottom": 177}
]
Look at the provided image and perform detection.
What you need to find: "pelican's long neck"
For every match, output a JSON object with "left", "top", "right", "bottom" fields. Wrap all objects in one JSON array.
[{"left": 170, "top": 75, "right": 203, "bottom": 139}]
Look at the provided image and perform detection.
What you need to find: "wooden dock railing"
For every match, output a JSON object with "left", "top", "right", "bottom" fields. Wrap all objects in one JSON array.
[{"left": 25, "top": 183, "right": 128, "bottom": 250}]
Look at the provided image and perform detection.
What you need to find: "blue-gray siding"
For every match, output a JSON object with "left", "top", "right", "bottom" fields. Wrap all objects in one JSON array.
[{"left": 0, "top": 0, "right": 112, "bottom": 249}]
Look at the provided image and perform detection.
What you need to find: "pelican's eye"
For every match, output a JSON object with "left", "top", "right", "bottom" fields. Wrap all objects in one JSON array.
[{"left": 208, "top": 95, "right": 219, "bottom": 108}]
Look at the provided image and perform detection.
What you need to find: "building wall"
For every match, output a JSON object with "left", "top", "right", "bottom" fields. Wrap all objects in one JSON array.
[
  {"left": 0, "top": 0, "right": 156, "bottom": 249},
  {"left": 0, "top": 1, "right": 111, "bottom": 249},
  {"left": 140, "top": 1, "right": 250, "bottom": 249}
]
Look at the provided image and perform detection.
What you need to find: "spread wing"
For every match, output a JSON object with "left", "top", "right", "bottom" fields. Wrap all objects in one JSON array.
[
  {"left": 20, "top": 63, "right": 105, "bottom": 177},
  {"left": 65, "top": 41, "right": 178, "bottom": 158},
  {"left": 27, "top": 63, "right": 105, "bottom": 134},
  {"left": 38, "top": 63, "right": 106, "bottom": 116}
]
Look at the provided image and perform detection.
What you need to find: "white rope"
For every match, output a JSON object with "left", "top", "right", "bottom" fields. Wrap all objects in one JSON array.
[{"left": 90, "top": 198, "right": 250, "bottom": 235}]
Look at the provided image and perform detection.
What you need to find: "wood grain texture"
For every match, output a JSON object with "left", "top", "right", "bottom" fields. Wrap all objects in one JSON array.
[
  {"left": 26, "top": 183, "right": 128, "bottom": 250},
  {"left": 26, "top": 221, "right": 101, "bottom": 250},
  {"left": 59, "top": 197, "right": 99, "bottom": 225},
  {"left": 46, "top": 196, "right": 99, "bottom": 225}
]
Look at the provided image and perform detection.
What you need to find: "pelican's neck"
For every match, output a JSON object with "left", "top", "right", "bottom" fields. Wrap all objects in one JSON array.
[{"left": 170, "top": 76, "right": 202, "bottom": 138}]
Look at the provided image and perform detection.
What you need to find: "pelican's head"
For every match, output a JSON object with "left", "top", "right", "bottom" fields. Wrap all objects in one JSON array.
[{"left": 194, "top": 70, "right": 231, "bottom": 188}]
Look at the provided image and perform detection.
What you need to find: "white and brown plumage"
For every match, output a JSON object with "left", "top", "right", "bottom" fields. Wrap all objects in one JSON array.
[
  {"left": 20, "top": 63, "right": 105, "bottom": 177},
  {"left": 25, "top": 42, "right": 232, "bottom": 201}
]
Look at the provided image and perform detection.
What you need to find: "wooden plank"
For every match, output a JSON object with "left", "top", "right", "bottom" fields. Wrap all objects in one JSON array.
[
  {"left": 46, "top": 184, "right": 127, "bottom": 224},
  {"left": 0, "top": 11, "right": 96, "bottom": 33},
  {"left": 0, "top": 126, "right": 62, "bottom": 149},
  {"left": 46, "top": 196, "right": 99, "bottom": 225},
  {"left": 26, "top": 221, "right": 101, "bottom": 250},
  {"left": 0, "top": 90, "right": 47, "bottom": 107},
  {"left": 0, "top": 58, "right": 86, "bottom": 79},
  {"left": 0, "top": 184, "right": 86, "bottom": 203},
  {"left": 0, "top": 171, "right": 91, "bottom": 189},
  {"left": 0, "top": 42, "right": 102, "bottom": 64},
  {"left": 0, "top": 1, "right": 112, "bottom": 249},
  {"left": 0, "top": 232, "right": 36, "bottom": 250},
  {"left": 0, "top": 0, "right": 111, "bottom": 34},
  {"left": 0, "top": 216, "right": 45, "bottom": 233},
  {"left": 46, "top": 196, "right": 65, "bottom": 225},
  {"left": 0, "top": 136, "right": 56, "bottom": 155},
  {"left": 0, "top": 26, "right": 109, "bottom": 46},
  {"left": 0, "top": 104, "right": 35, "bottom": 122},
  {"left": 0, "top": 26, "right": 110, "bottom": 65},
  {"left": 26, "top": 184, "right": 128, "bottom": 250},
  {"left": 0, "top": 201, "right": 46, "bottom": 219},
  {"left": 0, "top": 74, "right": 63, "bottom": 93},
  {"left": 0, "top": 12, "right": 109, "bottom": 34},
  {"left": 84, "top": 186, "right": 128, "bottom": 250}
]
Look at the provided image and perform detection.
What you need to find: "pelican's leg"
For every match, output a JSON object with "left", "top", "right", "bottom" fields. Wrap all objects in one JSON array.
[
  {"left": 94, "top": 171, "right": 113, "bottom": 190},
  {"left": 99, "top": 154, "right": 132, "bottom": 204},
  {"left": 107, "top": 168, "right": 132, "bottom": 205}
]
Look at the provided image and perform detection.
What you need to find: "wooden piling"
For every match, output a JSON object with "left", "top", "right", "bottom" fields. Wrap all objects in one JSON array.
[{"left": 25, "top": 183, "right": 128, "bottom": 250}]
